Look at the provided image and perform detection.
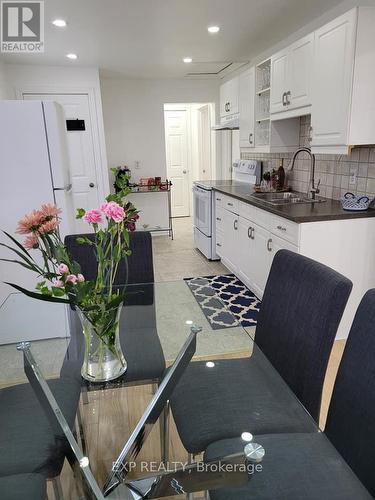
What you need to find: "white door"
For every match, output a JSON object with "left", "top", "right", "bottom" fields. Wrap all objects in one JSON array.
[
  {"left": 164, "top": 109, "right": 190, "bottom": 217},
  {"left": 23, "top": 93, "right": 101, "bottom": 232},
  {"left": 270, "top": 50, "right": 288, "bottom": 114},
  {"left": 311, "top": 9, "right": 357, "bottom": 147},
  {"left": 227, "top": 76, "right": 240, "bottom": 116},
  {"left": 288, "top": 33, "right": 313, "bottom": 111},
  {"left": 239, "top": 67, "right": 255, "bottom": 147},
  {"left": 197, "top": 105, "right": 212, "bottom": 181}
]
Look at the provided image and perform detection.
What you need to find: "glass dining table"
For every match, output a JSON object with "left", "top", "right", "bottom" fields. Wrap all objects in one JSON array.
[{"left": 0, "top": 279, "right": 370, "bottom": 499}]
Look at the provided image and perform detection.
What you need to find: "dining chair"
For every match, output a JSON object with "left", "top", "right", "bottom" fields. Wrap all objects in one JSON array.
[
  {"left": 0, "top": 473, "right": 46, "bottom": 500},
  {"left": 204, "top": 288, "right": 375, "bottom": 499},
  {"left": 170, "top": 250, "right": 352, "bottom": 455},
  {"left": 64, "top": 230, "right": 155, "bottom": 286},
  {"left": 0, "top": 376, "right": 81, "bottom": 496}
]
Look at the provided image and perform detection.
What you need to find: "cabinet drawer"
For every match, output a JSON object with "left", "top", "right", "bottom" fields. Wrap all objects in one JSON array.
[
  {"left": 214, "top": 192, "right": 224, "bottom": 210},
  {"left": 215, "top": 208, "right": 224, "bottom": 231},
  {"left": 222, "top": 194, "right": 239, "bottom": 214},
  {"left": 215, "top": 229, "right": 223, "bottom": 256},
  {"left": 270, "top": 215, "right": 299, "bottom": 244}
]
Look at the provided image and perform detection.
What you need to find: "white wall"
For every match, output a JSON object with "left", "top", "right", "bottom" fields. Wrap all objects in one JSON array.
[
  {"left": 101, "top": 77, "right": 220, "bottom": 227},
  {"left": 0, "top": 60, "right": 8, "bottom": 99},
  {"left": 4, "top": 63, "right": 110, "bottom": 198}
]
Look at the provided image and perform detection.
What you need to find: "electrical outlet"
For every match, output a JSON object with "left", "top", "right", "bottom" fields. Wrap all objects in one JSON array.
[
  {"left": 135, "top": 160, "right": 140, "bottom": 169},
  {"left": 349, "top": 172, "right": 357, "bottom": 185}
]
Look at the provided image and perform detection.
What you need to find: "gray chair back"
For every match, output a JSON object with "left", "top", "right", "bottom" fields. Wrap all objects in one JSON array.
[
  {"left": 325, "top": 289, "right": 375, "bottom": 497},
  {"left": 255, "top": 249, "right": 352, "bottom": 422}
]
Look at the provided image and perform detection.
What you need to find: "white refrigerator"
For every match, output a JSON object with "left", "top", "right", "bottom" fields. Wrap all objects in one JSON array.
[{"left": 0, "top": 100, "right": 73, "bottom": 344}]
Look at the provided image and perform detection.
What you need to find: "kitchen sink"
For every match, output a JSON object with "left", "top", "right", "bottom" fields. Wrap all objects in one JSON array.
[{"left": 250, "top": 191, "right": 326, "bottom": 206}]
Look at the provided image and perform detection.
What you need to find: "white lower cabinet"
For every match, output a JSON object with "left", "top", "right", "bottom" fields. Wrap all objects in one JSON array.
[{"left": 220, "top": 203, "right": 298, "bottom": 299}]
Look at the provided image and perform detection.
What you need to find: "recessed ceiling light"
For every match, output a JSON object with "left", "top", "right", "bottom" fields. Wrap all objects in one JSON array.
[
  {"left": 66, "top": 53, "right": 78, "bottom": 60},
  {"left": 208, "top": 26, "right": 220, "bottom": 33},
  {"left": 52, "top": 19, "right": 66, "bottom": 27},
  {"left": 183, "top": 57, "right": 192, "bottom": 63}
]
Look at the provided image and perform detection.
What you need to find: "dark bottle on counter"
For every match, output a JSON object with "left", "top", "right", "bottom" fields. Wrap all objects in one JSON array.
[{"left": 277, "top": 159, "right": 285, "bottom": 190}]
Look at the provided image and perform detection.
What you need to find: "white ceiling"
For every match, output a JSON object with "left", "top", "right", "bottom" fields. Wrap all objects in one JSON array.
[{"left": 1, "top": 0, "right": 345, "bottom": 78}]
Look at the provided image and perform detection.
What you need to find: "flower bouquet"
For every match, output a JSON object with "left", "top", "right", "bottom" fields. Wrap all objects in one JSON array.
[{"left": 0, "top": 188, "right": 139, "bottom": 382}]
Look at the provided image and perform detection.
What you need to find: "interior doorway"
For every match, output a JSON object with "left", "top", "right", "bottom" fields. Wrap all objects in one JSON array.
[{"left": 164, "top": 103, "right": 215, "bottom": 218}]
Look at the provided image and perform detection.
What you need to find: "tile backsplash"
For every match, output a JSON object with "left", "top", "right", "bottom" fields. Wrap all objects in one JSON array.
[{"left": 241, "top": 115, "right": 375, "bottom": 200}]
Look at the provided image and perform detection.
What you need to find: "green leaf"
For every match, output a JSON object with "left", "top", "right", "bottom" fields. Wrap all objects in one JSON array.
[
  {"left": 76, "top": 237, "right": 93, "bottom": 245},
  {"left": 0, "top": 258, "right": 36, "bottom": 271},
  {"left": 2, "top": 231, "right": 32, "bottom": 257},
  {"left": 76, "top": 208, "right": 86, "bottom": 219},
  {"left": 52, "top": 287, "right": 66, "bottom": 297},
  {"left": 0, "top": 243, "right": 41, "bottom": 271},
  {"left": 4, "top": 282, "right": 71, "bottom": 304}
]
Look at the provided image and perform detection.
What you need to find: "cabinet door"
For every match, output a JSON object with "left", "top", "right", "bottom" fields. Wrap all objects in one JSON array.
[
  {"left": 239, "top": 68, "right": 255, "bottom": 148},
  {"left": 220, "top": 81, "right": 230, "bottom": 118},
  {"left": 311, "top": 9, "right": 357, "bottom": 147},
  {"left": 288, "top": 33, "right": 313, "bottom": 110},
  {"left": 270, "top": 50, "right": 288, "bottom": 114},
  {"left": 237, "top": 217, "right": 255, "bottom": 287},
  {"left": 252, "top": 223, "right": 273, "bottom": 298},
  {"left": 221, "top": 209, "right": 239, "bottom": 271},
  {"left": 270, "top": 234, "right": 298, "bottom": 259},
  {"left": 228, "top": 76, "right": 239, "bottom": 115}
]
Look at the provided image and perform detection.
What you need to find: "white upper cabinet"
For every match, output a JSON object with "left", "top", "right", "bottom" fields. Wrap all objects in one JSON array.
[
  {"left": 311, "top": 9, "right": 357, "bottom": 152},
  {"left": 349, "top": 7, "right": 375, "bottom": 146},
  {"left": 239, "top": 67, "right": 255, "bottom": 148},
  {"left": 288, "top": 34, "right": 313, "bottom": 111},
  {"left": 270, "top": 50, "right": 288, "bottom": 114},
  {"left": 270, "top": 33, "right": 313, "bottom": 116},
  {"left": 220, "top": 76, "right": 239, "bottom": 119}
]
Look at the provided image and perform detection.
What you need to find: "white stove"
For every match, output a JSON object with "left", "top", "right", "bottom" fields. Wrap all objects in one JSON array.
[{"left": 193, "top": 160, "right": 262, "bottom": 260}]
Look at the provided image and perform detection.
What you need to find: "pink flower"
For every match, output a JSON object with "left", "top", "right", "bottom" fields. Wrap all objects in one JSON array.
[
  {"left": 77, "top": 273, "right": 85, "bottom": 282},
  {"left": 16, "top": 210, "right": 44, "bottom": 235},
  {"left": 24, "top": 233, "right": 39, "bottom": 250},
  {"left": 52, "top": 278, "right": 64, "bottom": 288},
  {"left": 83, "top": 209, "right": 102, "bottom": 224},
  {"left": 66, "top": 274, "right": 78, "bottom": 284},
  {"left": 58, "top": 263, "right": 69, "bottom": 274},
  {"left": 38, "top": 219, "right": 60, "bottom": 234},
  {"left": 40, "top": 203, "right": 62, "bottom": 219},
  {"left": 100, "top": 201, "right": 125, "bottom": 222}
]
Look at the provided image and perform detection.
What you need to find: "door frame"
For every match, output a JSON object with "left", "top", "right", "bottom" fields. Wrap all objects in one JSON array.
[
  {"left": 164, "top": 102, "right": 216, "bottom": 217},
  {"left": 15, "top": 84, "right": 110, "bottom": 204}
]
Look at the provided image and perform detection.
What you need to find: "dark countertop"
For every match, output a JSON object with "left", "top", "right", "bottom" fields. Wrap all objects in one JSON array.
[{"left": 199, "top": 180, "right": 375, "bottom": 223}]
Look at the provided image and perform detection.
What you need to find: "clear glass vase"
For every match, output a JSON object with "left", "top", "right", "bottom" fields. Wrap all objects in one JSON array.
[{"left": 78, "top": 305, "right": 127, "bottom": 382}]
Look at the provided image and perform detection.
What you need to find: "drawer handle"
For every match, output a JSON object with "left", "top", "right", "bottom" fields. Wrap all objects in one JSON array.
[
  {"left": 227, "top": 202, "right": 234, "bottom": 207},
  {"left": 216, "top": 243, "right": 222, "bottom": 247},
  {"left": 216, "top": 198, "right": 222, "bottom": 202},
  {"left": 233, "top": 219, "right": 238, "bottom": 230},
  {"left": 267, "top": 238, "right": 273, "bottom": 252},
  {"left": 216, "top": 217, "right": 222, "bottom": 222},
  {"left": 277, "top": 225, "right": 286, "bottom": 232}
]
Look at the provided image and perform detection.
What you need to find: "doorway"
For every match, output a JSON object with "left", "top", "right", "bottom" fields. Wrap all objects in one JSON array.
[{"left": 164, "top": 103, "right": 215, "bottom": 218}]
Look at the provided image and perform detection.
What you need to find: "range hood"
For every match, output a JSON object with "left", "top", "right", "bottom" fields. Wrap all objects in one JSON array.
[{"left": 212, "top": 115, "right": 239, "bottom": 130}]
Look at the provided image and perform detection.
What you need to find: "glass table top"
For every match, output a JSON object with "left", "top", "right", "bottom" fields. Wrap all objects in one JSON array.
[{"left": 0, "top": 280, "right": 370, "bottom": 499}]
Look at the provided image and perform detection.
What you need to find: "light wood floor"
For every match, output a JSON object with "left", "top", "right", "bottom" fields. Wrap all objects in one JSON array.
[{"left": 51, "top": 218, "right": 347, "bottom": 498}]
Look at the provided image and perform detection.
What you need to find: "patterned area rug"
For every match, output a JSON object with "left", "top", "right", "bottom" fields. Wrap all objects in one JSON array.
[{"left": 184, "top": 274, "right": 261, "bottom": 329}]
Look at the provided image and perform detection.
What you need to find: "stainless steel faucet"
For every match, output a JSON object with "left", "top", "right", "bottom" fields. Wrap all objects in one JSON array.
[{"left": 289, "top": 147, "right": 320, "bottom": 200}]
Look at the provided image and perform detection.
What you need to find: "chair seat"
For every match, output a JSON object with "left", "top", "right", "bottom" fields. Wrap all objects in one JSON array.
[
  {"left": 0, "top": 473, "right": 46, "bottom": 500},
  {"left": 170, "top": 351, "right": 316, "bottom": 454},
  {"left": 0, "top": 378, "right": 81, "bottom": 478},
  {"left": 205, "top": 433, "right": 373, "bottom": 500}
]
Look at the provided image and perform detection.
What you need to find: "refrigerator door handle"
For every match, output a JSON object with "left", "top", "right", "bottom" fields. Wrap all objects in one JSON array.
[{"left": 53, "top": 183, "right": 72, "bottom": 192}]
